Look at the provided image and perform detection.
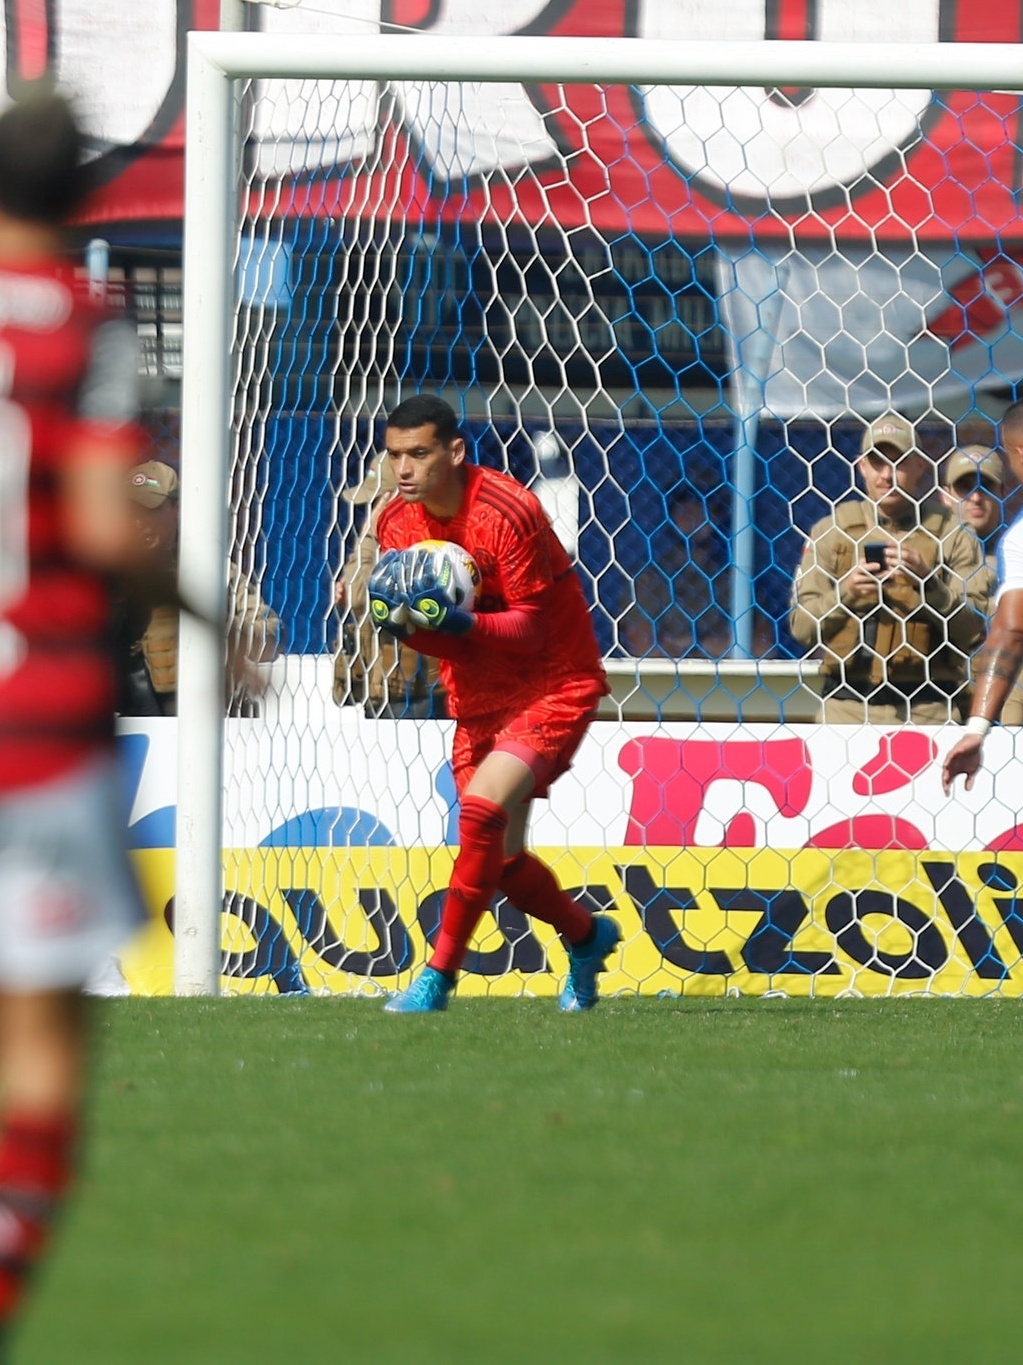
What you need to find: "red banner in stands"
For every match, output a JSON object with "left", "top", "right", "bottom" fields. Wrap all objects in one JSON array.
[{"left": 3, "top": 0, "right": 1019, "bottom": 240}]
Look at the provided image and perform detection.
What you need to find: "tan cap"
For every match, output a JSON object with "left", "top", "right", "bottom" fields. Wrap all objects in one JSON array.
[
  {"left": 127, "top": 460, "right": 178, "bottom": 509},
  {"left": 342, "top": 452, "right": 397, "bottom": 505},
  {"left": 944, "top": 444, "right": 1006, "bottom": 490},
  {"left": 860, "top": 413, "right": 916, "bottom": 458}
]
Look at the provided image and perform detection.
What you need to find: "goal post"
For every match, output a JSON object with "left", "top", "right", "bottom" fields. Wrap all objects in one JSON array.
[
  {"left": 184, "top": 32, "right": 1023, "bottom": 88},
  {"left": 176, "top": 31, "right": 1023, "bottom": 998},
  {"left": 176, "top": 34, "right": 237, "bottom": 994}
]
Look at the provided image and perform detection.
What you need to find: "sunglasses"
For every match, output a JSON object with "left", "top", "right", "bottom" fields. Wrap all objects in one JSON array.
[{"left": 950, "top": 477, "right": 1001, "bottom": 498}]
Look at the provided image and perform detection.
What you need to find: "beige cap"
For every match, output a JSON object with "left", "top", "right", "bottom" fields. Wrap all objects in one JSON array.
[
  {"left": 127, "top": 460, "right": 178, "bottom": 509},
  {"left": 944, "top": 444, "right": 1006, "bottom": 490},
  {"left": 860, "top": 413, "right": 916, "bottom": 458},
  {"left": 342, "top": 452, "right": 397, "bottom": 505}
]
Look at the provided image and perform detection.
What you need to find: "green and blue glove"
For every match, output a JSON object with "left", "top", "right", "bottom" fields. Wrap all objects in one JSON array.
[
  {"left": 368, "top": 549, "right": 411, "bottom": 637},
  {"left": 401, "top": 546, "right": 475, "bottom": 635}
]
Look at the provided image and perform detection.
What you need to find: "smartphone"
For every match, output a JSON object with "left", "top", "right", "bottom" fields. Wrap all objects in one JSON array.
[{"left": 863, "top": 542, "right": 888, "bottom": 569}]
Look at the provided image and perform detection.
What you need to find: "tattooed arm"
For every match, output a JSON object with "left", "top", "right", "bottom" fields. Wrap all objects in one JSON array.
[{"left": 943, "top": 588, "right": 1023, "bottom": 793}]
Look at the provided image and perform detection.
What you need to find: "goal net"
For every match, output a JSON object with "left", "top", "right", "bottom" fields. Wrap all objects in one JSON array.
[{"left": 167, "top": 29, "right": 1023, "bottom": 1001}]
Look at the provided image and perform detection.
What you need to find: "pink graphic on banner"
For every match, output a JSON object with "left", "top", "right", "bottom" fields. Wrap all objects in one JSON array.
[
  {"left": 852, "top": 731, "right": 938, "bottom": 796},
  {"left": 723, "top": 813, "right": 757, "bottom": 846},
  {"left": 618, "top": 737, "right": 812, "bottom": 846},
  {"left": 986, "top": 827, "right": 1023, "bottom": 851}
]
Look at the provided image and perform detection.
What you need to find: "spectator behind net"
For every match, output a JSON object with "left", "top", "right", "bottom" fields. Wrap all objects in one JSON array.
[
  {"left": 941, "top": 442, "right": 1023, "bottom": 726},
  {"left": 790, "top": 412, "right": 989, "bottom": 725},
  {"left": 618, "top": 485, "right": 774, "bottom": 659},
  {"left": 117, "top": 456, "right": 281, "bottom": 716},
  {"left": 333, "top": 450, "right": 446, "bottom": 719}
]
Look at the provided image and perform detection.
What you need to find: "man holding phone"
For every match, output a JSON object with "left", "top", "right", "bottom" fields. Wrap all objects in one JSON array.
[{"left": 790, "top": 413, "right": 990, "bottom": 724}]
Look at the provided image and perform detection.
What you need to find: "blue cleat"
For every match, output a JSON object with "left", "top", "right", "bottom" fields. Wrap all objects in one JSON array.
[
  {"left": 558, "top": 914, "right": 622, "bottom": 1012},
  {"left": 384, "top": 966, "right": 453, "bottom": 1013}
]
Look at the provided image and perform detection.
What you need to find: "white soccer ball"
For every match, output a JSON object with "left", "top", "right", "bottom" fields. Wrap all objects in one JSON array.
[{"left": 409, "top": 539, "right": 480, "bottom": 618}]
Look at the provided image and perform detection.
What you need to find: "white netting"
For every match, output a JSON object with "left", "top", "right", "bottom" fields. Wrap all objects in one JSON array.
[{"left": 162, "top": 34, "right": 1023, "bottom": 999}]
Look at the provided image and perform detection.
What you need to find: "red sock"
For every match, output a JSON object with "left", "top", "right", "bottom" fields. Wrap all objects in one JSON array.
[
  {"left": 0, "top": 1110, "right": 77, "bottom": 1322},
  {"left": 430, "top": 795, "right": 509, "bottom": 975},
  {"left": 499, "top": 851, "right": 593, "bottom": 943}
]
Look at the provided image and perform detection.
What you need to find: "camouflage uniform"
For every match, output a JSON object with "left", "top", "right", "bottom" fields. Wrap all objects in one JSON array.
[
  {"left": 790, "top": 495, "right": 990, "bottom": 724},
  {"left": 941, "top": 443, "right": 1023, "bottom": 726},
  {"left": 138, "top": 564, "right": 280, "bottom": 716},
  {"left": 333, "top": 457, "right": 445, "bottom": 719},
  {"left": 122, "top": 458, "right": 280, "bottom": 717}
]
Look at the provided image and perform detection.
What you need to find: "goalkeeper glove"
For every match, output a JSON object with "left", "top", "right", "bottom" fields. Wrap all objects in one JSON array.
[
  {"left": 368, "top": 549, "right": 410, "bottom": 637},
  {"left": 402, "top": 546, "right": 475, "bottom": 635}
]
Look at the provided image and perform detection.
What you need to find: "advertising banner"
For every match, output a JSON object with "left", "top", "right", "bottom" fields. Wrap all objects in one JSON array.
[
  {"left": 122, "top": 844, "right": 1023, "bottom": 1001},
  {"left": 117, "top": 713, "right": 1023, "bottom": 999}
]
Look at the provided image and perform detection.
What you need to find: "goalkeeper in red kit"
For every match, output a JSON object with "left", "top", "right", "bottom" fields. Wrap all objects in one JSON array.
[{"left": 369, "top": 395, "right": 619, "bottom": 1013}]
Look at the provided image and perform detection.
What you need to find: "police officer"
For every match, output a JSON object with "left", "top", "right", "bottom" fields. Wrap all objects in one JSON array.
[
  {"left": 791, "top": 413, "right": 989, "bottom": 724},
  {"left": 942, "top": 442, "right": 1023, "bottom": 726},
  {"left": 120, "top": 458, "right": 280, "bottom": 716},
  {"left": 333, "top": 452, "right": 446, "bottom": 719}
]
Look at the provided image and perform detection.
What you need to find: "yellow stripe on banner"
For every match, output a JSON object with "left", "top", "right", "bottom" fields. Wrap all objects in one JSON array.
[{"left": 120, "top": 847, "right": 1023, "bottom": 999}]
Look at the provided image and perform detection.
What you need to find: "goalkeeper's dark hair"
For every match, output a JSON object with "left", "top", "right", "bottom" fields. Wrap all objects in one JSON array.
[
  {"left": 387, "top": 395, "right": 461, "bottom": 446},
  {"left": 0, "top": 90, "right": 88, "bottom": 227}
]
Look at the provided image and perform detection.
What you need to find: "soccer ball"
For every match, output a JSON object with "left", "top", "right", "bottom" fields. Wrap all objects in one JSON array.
[{"left": 410, "top": 539, "right": 480, "bottom": 613}]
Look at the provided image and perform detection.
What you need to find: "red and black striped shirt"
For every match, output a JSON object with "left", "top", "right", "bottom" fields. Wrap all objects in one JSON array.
[{"left": 0, "top": 260, "right": 138, "bottom": 791}]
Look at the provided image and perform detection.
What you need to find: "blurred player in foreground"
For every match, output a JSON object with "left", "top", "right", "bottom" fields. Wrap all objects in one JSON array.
[
  {"left": 368, "top": 395, "right": 617, "bottom": 1012},
  {"left": 0, "top": 91, "right": 224, "bottom": 1340},
  {"left": 943, "top": 405, "right": 1023, "bottom": 791}
]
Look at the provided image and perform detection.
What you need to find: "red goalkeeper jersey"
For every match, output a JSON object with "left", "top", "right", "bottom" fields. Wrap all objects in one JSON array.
[{"left": 376, "top": 463, "right": 607, "bottom": 718}]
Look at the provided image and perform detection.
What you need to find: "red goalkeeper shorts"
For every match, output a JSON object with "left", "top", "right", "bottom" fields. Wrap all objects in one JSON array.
[{"left": 451, "top": 675, "right": 605, "bottom": 800}]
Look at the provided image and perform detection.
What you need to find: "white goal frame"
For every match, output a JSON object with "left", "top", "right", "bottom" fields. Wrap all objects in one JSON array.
[{"left": 177, "top": 31, "right": 1023, "bottom": 995}]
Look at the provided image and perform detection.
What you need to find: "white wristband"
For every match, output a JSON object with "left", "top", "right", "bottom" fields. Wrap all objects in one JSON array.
[{"left": 965, "top": 716, "right": 992, "bottom": 739}]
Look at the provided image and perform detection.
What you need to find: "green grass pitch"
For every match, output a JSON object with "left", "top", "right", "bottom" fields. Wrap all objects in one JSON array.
[{"left": 15, "top": 996, "right": 1023, "bottom": 1364}]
